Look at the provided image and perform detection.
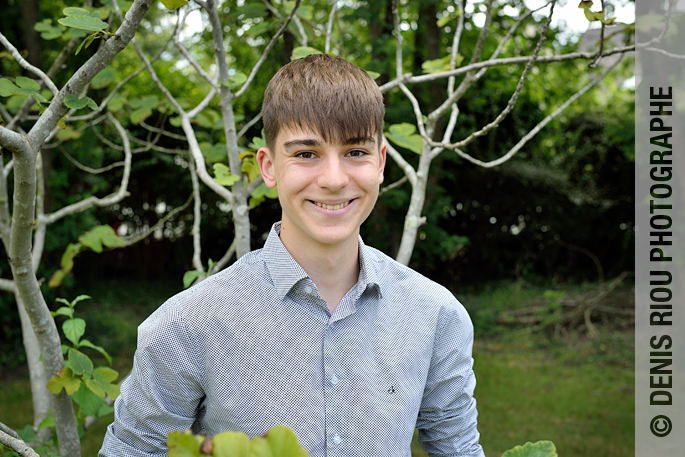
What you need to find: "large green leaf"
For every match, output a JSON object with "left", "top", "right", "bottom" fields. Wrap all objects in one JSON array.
[
  {"left": 51, "top": 306, "right": 74, "bottom": 319},
  {"left": 263, "top": 426, "right": 309, "bottom": 457},
  {"left": 34, "top": 19, "right": 66, "bottom": 40},
  {"left": 168, "top": 430, "right": 204, "bottom": 457},
  {"left": 213, "top": 163, "right": 241, "bottom": 187},
  {"left": 67, "top": 348, "right": 93, "bottom": 376},
  {"left": 72, "top": 382, "right": 110, "bottom": 418},
  {"left": 85, "top": 366, "right": 120, "bottom": 399},
  {"left": 199, "top": 142, "right": 227, "bottom": 163},
  {"left": 183, "top": 270, "right": 204, "bottom": 289},
  {"left": 291, "top": 46, "right": 323, "bottom": 61},
  {"left": 91, "top": 67, "right": 116, "bottom": 89},
  {"left": 212, "top": 432, "right": 250, "bottom": 457},
  {"left": 78, "top": 225, "right": 126, "bottom": 253},
  {"left": 47, "top": 367, "right": 81, "bottom": 395},
  {"left": 58, "top": 11, "right": 108, "bottom": 32},
  {"left": 422, "top": 55, "right": 463, "bottom": 73},
  {"left": 129, "top": 95, "right": 160, "bottom": 124},
  {"left": 502, "top": 441, "right": 557, "bottom": 457},
  {"left": 63, "top": 319, "right": 87, "bottom": 347},
  {"left": 64, "top": 95, "right": 97, "bottom": 110},
  {"left": 159, "top": 0, "right": 189, "bottom": 10},
  {"left": 385, "top": 123, "right": 424, "bottom": 154},
  {"left": 0, "top": 77, "right": 40, "bottom": 97}
]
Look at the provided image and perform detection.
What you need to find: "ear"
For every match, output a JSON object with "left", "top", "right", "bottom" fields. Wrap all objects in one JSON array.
[
  {"left": 378, "top": 140, "right": 387, "bottom": 185},
  {"left": 256, "top": 146, "right": 277, "bottom": 188}
]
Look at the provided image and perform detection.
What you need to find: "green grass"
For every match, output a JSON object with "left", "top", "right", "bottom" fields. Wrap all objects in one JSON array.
[{"left": 0, "top": 279, "right": 634, "bottom": 456}]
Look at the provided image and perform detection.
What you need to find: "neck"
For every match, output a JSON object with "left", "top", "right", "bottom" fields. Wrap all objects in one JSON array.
[{"left": 279, "top": 222, "right": 360, "bottom": 313}]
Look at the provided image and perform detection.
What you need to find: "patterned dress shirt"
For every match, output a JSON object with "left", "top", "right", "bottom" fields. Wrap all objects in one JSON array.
[{"left": 100, "top": 222, "right": 485, "bottom": 457}]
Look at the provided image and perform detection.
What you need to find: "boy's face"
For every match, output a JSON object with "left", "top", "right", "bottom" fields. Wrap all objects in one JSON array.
[{"left": 257, "top": 126, "right": 386, "bottom": 251}]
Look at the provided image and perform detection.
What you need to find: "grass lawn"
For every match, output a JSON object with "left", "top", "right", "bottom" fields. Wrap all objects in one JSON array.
[{"left": 1, "top": 279, "right": 634, "bottom": 456}]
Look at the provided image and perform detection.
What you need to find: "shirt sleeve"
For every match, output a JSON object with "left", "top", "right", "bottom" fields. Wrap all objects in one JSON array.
[
  {"left": 99, "top": 308, "right": 205, "bottom": 457},
  {"left": 415, "top": 298, "right": 485, "bottom": 457}
]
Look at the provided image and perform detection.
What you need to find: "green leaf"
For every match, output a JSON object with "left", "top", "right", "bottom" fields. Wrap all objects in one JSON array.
[
  {"left": 263, "top": 425, "right": 309, "bottom": 456},
  {"left": 385, "top": 123, "right": 424, "bottom": 154},
  {"left": 37, "top": 415, "right": 55, "bottom": 430},
  {"left": 85, "top": 366, "right": 120, "bottom": 399},
  {"left": 213, "top": 163, "right": 241, "bottom": 187},
  {"left": 502, "top": 441, "right": 557, "bottom": 457},
  {"left": 34, "top": 19, "right": 66, "bottom": 40},
  {"left": 108, "top": 93, "right": 127, "bottom": 112},
  {"left": 58, "top": 14, "right": 108, "bottom": 33},
  {"left": 245, "top": 20, "right": 274, "bottom": 37},
  {"left": 213, "top": 431, "right": 250, "bottom": 457},
  {"left": 71, "top": 295, "right": 92, "bottom": 307},
  {"left": 291, "top": 46, "right": 323, "bottom": 61},
  {"left": 51, "top": 306, "right": 74, "bottom": 319},
  {"left": 78, "top": 338, "right": 113, "bottom": 365},
  {"left": 78, "top": 225, "right": 127, "bottom": 253},
  {"left": 48, "top": 269, "right": 67, "bottom": 288},
  {"left": 63, "top": 317, "right": 87, "bottom": 346},
  {"left": 224, "top": 71, "right": 247, "bottom": 89},
  {"left": 90, "top": 67, "right": 117, "bottom": 89},
  {"left": 67, "top": 348, "right": 93, "bottom": 376},
  {"left": 0, "top": 79, "right": 19, "bottom": 97},
  {"left": 64, "top": 95, "right": 97, "bottom": 110},
  {"left": 183, "top": 270, "right": 204, "bottom": 289},
  {"left": 56, "top": 126, "right": 84, "bottom": 141},
  {"left": 236, "top": 3, "right": 269, "bottom": 19},
  {"left": 167, "top": 430, "right": 204, "bottom": 457},
  {"left": 366, "top": 70, "right": 381, "bottom": 80},
  {"left": 241, "top": 156, "right": 260, "bottom": 182},
  {"left": 72, "top": 382, "right": 109, "bottom": 418},
  {"left": 16, "top": 425, "right": 35, "bottom": 443},
  {"left": 169, "top": 116, "right": 182, "bottom": 127},
  {"left": 437, "top": 10, "right": 462, "bottom": 27},
  {"left": 248, "top": 135, "right": 266, "bottom": 151},
  {"left": 129, "top": 95, "right": 160, "bottom": 124},
  {"left": 199, "top": 142, "right": 227, "bottom": 163},
  {"left": 422, "top": 55, "right": 462, "bottom": 74},
  {"left": 60, "top": 243, "right": 82, "bottom": 271},
  {"left": 159, "top": 0, "right": 189, "bottom": 10},
  {"left": 47, "top": 367, "right": 82, "bottom": 395}
]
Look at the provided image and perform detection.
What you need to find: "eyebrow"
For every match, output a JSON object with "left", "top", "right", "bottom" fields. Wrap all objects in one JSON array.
[{"left": 283, "top": 136, "right": 376, "bottom": 149}]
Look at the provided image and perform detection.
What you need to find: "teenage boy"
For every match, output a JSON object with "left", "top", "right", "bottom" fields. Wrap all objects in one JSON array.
[{"left": 100, "top": 54, "right": 484, "bottom": 457}]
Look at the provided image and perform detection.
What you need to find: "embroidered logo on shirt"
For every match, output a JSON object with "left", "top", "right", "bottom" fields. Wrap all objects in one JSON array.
[{"left": 388, "top": 385, "right": 396, "bottom": 394}]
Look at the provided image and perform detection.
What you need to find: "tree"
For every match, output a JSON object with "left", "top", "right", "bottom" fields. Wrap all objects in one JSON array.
[{"left": 0, "top": 0, "right": 638, "bottom": 455}]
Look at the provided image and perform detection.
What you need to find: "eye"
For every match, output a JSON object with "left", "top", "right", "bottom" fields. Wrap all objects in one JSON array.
[
  {"left": 347, "top": 149, "right": 367, "bottom": 157},
  {"left": 295, "top": 151, "right": 315, "bottom": 159}
]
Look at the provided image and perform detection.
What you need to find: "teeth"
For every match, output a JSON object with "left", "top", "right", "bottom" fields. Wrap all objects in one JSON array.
[{"left": 314, "top": 200, "right": 351, "bottom": 210}]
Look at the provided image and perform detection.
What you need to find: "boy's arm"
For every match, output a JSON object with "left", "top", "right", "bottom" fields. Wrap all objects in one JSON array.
[
  {"left": 99, "top": 313, "right": 205, "bottom": 456},
  {"left": 415, "top": 301, "right": 485, "bottom": 457}
]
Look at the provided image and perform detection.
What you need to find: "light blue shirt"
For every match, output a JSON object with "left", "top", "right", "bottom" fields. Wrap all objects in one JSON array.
[{"left": 100, "top": 222, "right": 484, "bottom": 457}]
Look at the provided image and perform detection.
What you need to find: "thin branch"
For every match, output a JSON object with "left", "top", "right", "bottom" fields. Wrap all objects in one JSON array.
[
  {"left": 140, "top": 120, "right": 187, "bottom": 140},
  {"left": 379, "top": 175, "right": 408, "bottom": 196},
  {"left": 123, "top": 194, "right": 193, "bottom": 246},
  {"left": 40, "top": 114, "right": 133, "bottom": 225},
  {"left": 443, "top": 55, "right": 621, "bottom": 169},
  {"left": 447, "top": 0, "right": 466, "bottom": 98},
  {"left": 0, "top": 278, "right": 16, "bottom": 293},
  {"left": 261, "top": 0, "right": 307, "bottom": 46},
  {"left": 392, "top": 0, "right": 402, "bottom": 80},
  {"left": 234, "top": 0, "right": 302, "bottom": 99},
  {"left": 383, "top": 138, "right": 416, "bottom": 187},
  {"left": 237, "top": 112, "right": 263, "bottom": 140},
  {"left": 60, "top": 147, "right": 125, "bottom": 174},
  {"left": 378, "top": 45, "right": 635, "bottom": 93},
  {"left": 174, "top": 7, "right": 216, "bottom": 86},
  {"left": 0, "top": 126, "right": 29, "bottom": 155},
  {"left": 3, "top": 159, "right": 13, "bottom": 178},
  {"left": 325, "top": 2, "right": 338, "bottom": 54},
  {"left": 0, "top": 32, "right": 59, "bottom": 96},
  {"left": 644, "top": 47, "right": 685, "bottom": 59},
  {"left": 429, "top": 1, "right": 556, "bottom": 151},
  {"left": 0, "top": 430, "right": 39, "bottom": 457},
  {"left": 189, "top": 159, "right": 203, "bottom": 272},
  {"left": 244, "top": 175, "right": 264, "bottom": 195},
  {"left": 209, "top": 238, "right": 237, "bottom": 275},
  {"left": 0, "top": 422, "right": 19, "bottom": 439}
]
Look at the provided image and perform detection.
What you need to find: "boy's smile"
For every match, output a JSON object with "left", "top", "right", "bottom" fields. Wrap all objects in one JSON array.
[{"left": 257, "top": 127, "right": 386, "bottom": 253}]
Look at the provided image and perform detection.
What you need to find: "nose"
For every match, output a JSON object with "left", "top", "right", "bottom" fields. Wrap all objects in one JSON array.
[{"left": 317, "top": 155, "right": 349, "bottom": 191}]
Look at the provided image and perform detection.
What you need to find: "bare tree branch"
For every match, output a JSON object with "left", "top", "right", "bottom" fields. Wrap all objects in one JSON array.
[
  {"left": 0, "top": 429, "right": 39, "bottom": 457},
  {"left": 209, "top": 238, "right": 237, "bottom": 275},
  {"left": 60, "top": 147, "right": 125, "bottom": 174},
  {"left": 40, "top": 114, "right": 133, "bottom": 225},
  {"left": 325, "top": 2, "right": 338, "bottom": 54},
  {"left": 237, "top": 112, "right": 263, "bottom": 140},
  {"left": 234, "top": 0, "right": 302, "bottom": 99},
  {"left": 0, "top": 278, "right": 16, "bottom": 293},
  {"left": 189, "top": 159, "right": 204, "bottom": 272},
  {"left": 244, "top": 175, "right": 264, "bottom": 196},
  {"left": 261, "top": 0, "right": 307, "bottom": 46},
  {"left": 122, "top": 194, "right": 193, "bottom": 246},
  {"left": 379, "top": 175, "right": 408, "bottom": 196},
  {"left": 174, "top": 7, "right": 216, "bottom": 86},
  {"left": 383, "top": 138, "right": 416, "bottom": 187},
  {"left": 442, "top": 55, "right": 621, "bottom": 169},
  {"left": 428, "top": 1, "right": 556, "bottom": 151},
  {"left": 0, "top": 32, "right": 59, "bottom": 96}
]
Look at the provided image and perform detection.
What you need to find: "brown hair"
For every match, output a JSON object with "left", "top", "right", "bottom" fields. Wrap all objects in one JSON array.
[{"left": 262, "top": 54, "right": 385, "bottom": 151}]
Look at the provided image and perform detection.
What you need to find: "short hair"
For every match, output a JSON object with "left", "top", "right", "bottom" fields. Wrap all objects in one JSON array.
[{"left": 262, "top": 54, "right": 385, "bottom": 151}]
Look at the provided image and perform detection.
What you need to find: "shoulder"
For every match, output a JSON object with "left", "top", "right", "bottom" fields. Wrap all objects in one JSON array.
[
  {"left": 137, "top": 248, "right": 270, "bottom": 344},
  {"left": 363, "top": 245, "right": 469, "bottom": 319}
]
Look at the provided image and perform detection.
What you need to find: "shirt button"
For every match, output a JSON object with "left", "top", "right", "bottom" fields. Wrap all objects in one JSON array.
[
  {"left": 304, "top": 286, "right": 313, "bottom": 294},
  {"left": 332, "top": 434, "right": 342, "bottom": 445},
  {"left": 331, "top": 374, "right": 339, "bottom": 385}
]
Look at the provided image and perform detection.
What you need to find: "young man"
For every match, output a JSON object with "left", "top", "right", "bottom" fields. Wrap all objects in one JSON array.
[{"left": 100, "top": 55, "right": 484, "bottom": 457}]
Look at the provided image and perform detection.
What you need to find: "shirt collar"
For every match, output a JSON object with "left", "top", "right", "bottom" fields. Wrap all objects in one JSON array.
[{"left": 263, "top": 222, "right": 382, "bottom": 301}]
